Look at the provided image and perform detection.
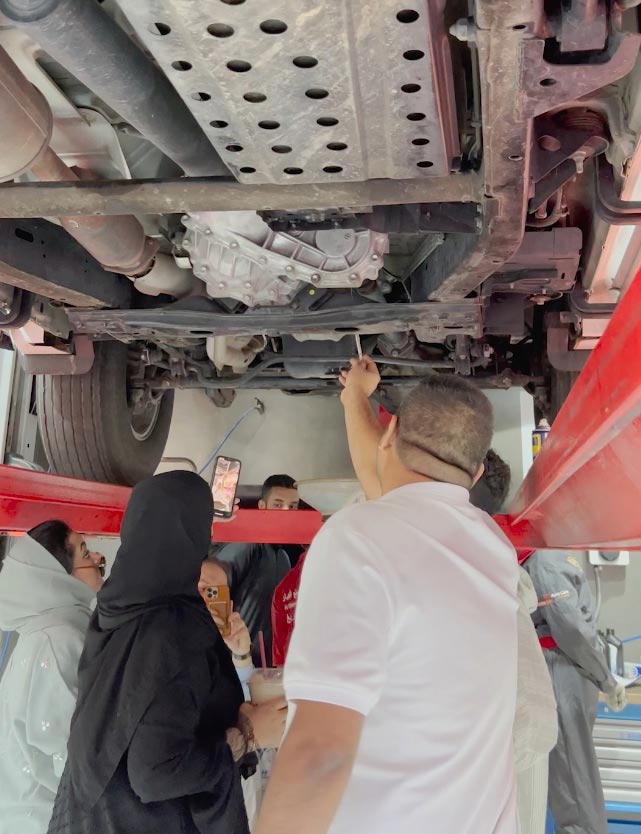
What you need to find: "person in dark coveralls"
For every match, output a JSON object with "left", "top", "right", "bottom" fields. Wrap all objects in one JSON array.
[
  {"left": 524, "top": 550, "right": 627, "bottom": 834},
  {"left": 47, "top": 471, "right": 284, "bottom": 834},
  {"left": 216, "top": 474, "right": 300, "bottom": 666}
]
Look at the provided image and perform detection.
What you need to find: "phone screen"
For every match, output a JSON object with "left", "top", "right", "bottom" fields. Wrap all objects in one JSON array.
[{"left": 212, "top": 456, "right": 241, "bottom": 518}]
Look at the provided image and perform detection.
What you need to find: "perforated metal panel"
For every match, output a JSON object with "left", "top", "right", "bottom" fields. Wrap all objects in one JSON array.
[{"left": 116, "top": 0, "right": 459, "bottom": 184}]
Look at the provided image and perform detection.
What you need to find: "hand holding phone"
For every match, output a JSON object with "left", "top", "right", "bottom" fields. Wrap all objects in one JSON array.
[
  {"left": 204, "top": 584, "right": 232, "bottom": 636},
  {"left": 212, "top": 455, "right": 241, "bottom": 519}
]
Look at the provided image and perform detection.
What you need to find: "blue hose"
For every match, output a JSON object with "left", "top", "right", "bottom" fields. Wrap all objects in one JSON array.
[
  {"left": 0, "top": 631, "right": 11, "bottom": 674},
  {"left": 622, "top": 633, "right": 641, "bottom": 644},
  {"left": 197, "top": 400, "right": 264, "bottom": 476}
]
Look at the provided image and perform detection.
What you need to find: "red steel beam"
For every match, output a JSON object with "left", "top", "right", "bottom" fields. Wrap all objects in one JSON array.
[
  {"left": 0, "top": 464, "right": 576, "bottom": 552},
  {"left": 508, "top": 263, "right": 641, "bottom": 549},
  {"left": 0, "top": 465, "right": 323, "bottom": 544}
]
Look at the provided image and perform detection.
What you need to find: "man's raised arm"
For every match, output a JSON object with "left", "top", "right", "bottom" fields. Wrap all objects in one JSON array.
[{"left": 339, "top": 357, "right": 384, "bottom": 500}]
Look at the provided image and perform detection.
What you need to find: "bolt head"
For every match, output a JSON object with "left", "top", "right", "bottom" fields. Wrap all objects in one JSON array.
[
  {"left": 371, "top": 253, "right": 379, "bottom": 261},
  {"left": 284, "top": 264, "right": 294, "bottom": 272},
  {"left": 230, "top": 241, "right": 239, "bottom": 249},
  {"left": 310, "top": 273, "right": 321, "bottom": 284},
  {"left": 218, "top": 282, "right": 227, "bottom": 290},
  {"left": 349, "top": 273, "right": 359, "bottom": 284}
]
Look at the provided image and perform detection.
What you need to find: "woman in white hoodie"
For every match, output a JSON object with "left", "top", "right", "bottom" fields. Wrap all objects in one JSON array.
[{"left": 0, "top": 521, "right": 104, "bottom": 834}]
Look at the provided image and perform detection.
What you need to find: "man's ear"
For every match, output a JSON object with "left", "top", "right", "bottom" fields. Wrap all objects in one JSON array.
[
  {"left": 379, "top": 414, "right": 398, "bottom": 451},
  {"left": 471, "top": 461, "right": 485, "bottom": 488},
  {"left": 258, "top": 499, "right": 266, "bottom": 510}
]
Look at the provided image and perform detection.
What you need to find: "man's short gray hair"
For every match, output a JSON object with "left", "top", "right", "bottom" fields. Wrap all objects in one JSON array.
[{"left": 395, "top": 375, "right": 493, "bottom": 487}]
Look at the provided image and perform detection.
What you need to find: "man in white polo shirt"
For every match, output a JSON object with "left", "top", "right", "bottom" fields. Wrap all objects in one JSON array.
[{"left": 256, "top": 358, "right": 519, "bottom": 834}]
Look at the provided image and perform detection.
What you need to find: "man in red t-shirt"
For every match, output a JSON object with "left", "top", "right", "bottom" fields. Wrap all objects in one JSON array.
[{"left": 271, "top": 550, "right": 307, "bottom": 666}]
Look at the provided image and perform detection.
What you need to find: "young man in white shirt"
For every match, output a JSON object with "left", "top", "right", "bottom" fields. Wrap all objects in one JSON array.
[{"left": 256, "top": 358, "right": 519, "bottom": 834}]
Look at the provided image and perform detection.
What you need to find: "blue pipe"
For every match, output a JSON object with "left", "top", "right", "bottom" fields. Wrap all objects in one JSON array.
[
  {"left": 0, "top": 631, "right": 11, "bottom": 674},
  {"left": 197, "top": 399, "right": 264, "bottom": 476},
  {"left": 622, "top": 634, "right": 641, "bottom": 644}
]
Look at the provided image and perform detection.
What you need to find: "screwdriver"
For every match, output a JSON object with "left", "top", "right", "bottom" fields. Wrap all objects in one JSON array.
[{"left": 355, "top": 333, "right": 363, "bottom": 360}]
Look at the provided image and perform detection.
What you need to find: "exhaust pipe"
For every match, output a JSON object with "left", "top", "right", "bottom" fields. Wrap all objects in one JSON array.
[
  {"left": 29, "top": 147, "right": 158, "bottom": 275},
  {"left": 0, "top": 0, "right": 228, "bottom": 177},
  {"left": 0, "top": 45, "right": 192, "bottom": 295}
]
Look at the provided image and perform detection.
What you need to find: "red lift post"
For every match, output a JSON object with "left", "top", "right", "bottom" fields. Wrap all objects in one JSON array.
[{"left": 509, "top": 263, "right": 641, "bottom": 551}]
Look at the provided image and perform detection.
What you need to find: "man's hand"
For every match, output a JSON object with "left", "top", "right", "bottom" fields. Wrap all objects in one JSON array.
[
  {"left": 606, "top": 682, "right": 628, "bottom": 712},
  {"left": 339, "top": 357, "right": 380, "bottom": 402}
]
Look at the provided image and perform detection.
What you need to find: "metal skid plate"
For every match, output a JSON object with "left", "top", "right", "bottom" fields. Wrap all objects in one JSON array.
[{"left": 116, "top": 0, "right": 458, "bottom": 184}]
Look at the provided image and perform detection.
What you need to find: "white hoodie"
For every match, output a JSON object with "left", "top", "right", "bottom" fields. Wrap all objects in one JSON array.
[{"left": 0, "top": 535, "right": 94, "bottom": 834}]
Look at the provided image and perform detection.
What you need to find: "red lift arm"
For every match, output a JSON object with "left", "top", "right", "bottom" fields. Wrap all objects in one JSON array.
[{"left": 0, "top": 465, "right": 323, "bottom": 543}]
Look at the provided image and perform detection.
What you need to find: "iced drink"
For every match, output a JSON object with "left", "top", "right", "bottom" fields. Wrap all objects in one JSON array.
[{"left": 248, "top": 668, "right": 284, "bottom": 704}]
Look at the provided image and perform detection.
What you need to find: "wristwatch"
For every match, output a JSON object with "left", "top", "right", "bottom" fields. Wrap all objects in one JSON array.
[{"left": 233, "top": 651, "right": 251, "bottom": 661}]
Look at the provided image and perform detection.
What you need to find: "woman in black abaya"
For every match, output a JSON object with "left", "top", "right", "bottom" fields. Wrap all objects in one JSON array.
[{"left": 48, "top": 471, "right": 255, "bottom": 834}]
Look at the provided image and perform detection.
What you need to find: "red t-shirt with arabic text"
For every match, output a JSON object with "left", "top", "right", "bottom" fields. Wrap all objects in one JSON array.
[{"left": 271, "top": 551, "right": 307, "bottom": 667}]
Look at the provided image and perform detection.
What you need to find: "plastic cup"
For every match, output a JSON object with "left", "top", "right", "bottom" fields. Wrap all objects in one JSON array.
[{"left": 248, "top": 668, "right": 284, "bottom": 705}]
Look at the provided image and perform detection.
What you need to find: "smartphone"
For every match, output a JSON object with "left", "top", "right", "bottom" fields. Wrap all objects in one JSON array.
[
  {"left": 204, "top": 585, "right": 231, "bottom": 636},
  {"left": 212, "top": 455, "right": 241, "bottom": 519}
]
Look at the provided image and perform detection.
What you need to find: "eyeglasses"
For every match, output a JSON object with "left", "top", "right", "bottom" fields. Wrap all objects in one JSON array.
[{"left": 75, "top": 556, "right": 107, "bottom": 578}]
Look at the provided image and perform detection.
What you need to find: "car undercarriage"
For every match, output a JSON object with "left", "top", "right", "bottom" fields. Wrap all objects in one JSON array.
[{"left": 1, "top": 0, "right": 641, "bottom": 484}]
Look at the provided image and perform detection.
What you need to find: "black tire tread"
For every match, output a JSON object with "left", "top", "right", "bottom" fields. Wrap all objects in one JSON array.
[{"left": 38, "top": 341, "right": 173, "bottom": 486}]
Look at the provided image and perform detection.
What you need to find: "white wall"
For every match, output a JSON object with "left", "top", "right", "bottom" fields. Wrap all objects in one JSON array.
[
  {"left": 485, "top": 388, "right": 536, "bottom": 507},
  {"left": 160, "top": 389, "right": 354, "bottom": 485},
  {"left": 580, "top": 554, "right": 641, "bottom": 655}
]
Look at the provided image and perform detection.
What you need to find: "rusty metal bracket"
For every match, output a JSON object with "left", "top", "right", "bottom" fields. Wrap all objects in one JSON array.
[
  {"left": 68, "top": 297, "right": 484, "bottom": 342},
  {"left": 0, "top": 172, "right": 482, "bottom": 219},
  {"left": 11, "top": 333, "right": 94, "bottom": 376},
  {"left": 426, "top": 15, "right": 641, "bottom": 301},
  {"left": 546, "top": 312, "right": 590, "bottom": 372}
]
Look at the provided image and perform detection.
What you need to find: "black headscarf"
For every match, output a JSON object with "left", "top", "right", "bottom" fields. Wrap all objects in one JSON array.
[
  {"left": 98, "top": 469, "right": 215, "bottom": 628},
  {"left": 66, "top": 471, "right": 242, "bottom": 810}
]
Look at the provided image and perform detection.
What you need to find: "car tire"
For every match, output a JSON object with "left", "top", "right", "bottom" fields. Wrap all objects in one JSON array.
[{"left": 37, "top": 341, "right": 174, "bottom": 486}]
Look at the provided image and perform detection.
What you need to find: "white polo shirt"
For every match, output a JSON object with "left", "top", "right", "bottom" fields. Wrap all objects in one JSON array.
[{"left": 285, "top": 482, "right": 519, "bottom": 834}]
